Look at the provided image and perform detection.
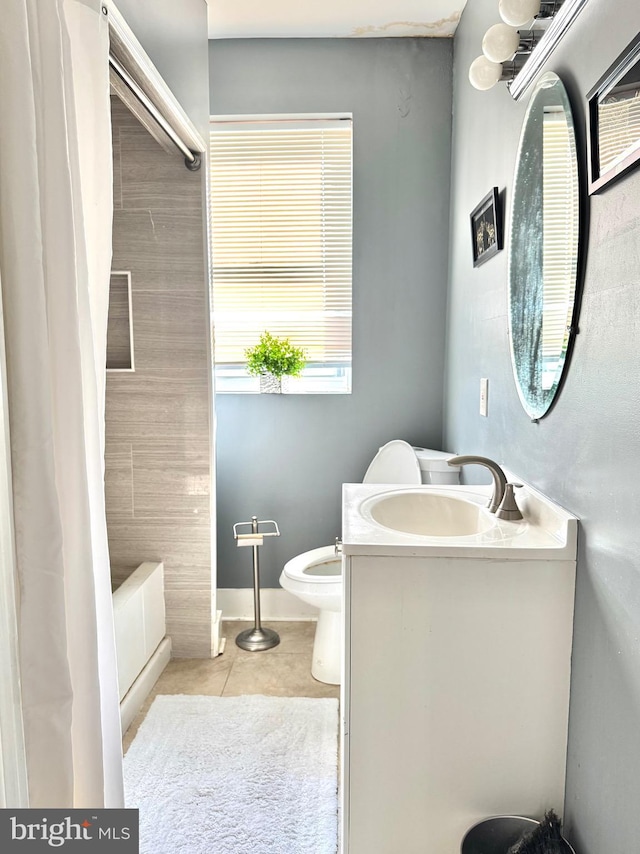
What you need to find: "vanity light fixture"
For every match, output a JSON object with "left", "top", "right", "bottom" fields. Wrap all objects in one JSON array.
[
  {"left": 498, "top": 0, "right": 563, "bottom": 28},
  {"left": 469, "top": 0, "right": 590, "bottom": 99},
  {"left": 482, "top": 24, "right": 541, "bottom": 64},
  {"left": 469, "top": 55, "right": 524, "bottom": 91}
]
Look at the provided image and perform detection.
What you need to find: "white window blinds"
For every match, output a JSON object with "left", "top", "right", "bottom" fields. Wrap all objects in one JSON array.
[
  {"left": 209, "top": 118, "right": 353, "bottom": 378},
  {"left": 597, "top": 83, "right": 640, "bottom": 176},
  {"left": 541, "top": 106, "right": 579, "bottom": 388}
]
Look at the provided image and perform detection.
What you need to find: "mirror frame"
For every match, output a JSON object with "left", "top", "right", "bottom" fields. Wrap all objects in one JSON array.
[{"left": 508, "top": 71, "right": 584, "bottom": 421}]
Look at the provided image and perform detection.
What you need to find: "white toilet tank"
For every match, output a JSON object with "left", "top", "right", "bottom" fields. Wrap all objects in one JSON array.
[{"left": 413, "top": 447, "right": 461, "bottom": 485}]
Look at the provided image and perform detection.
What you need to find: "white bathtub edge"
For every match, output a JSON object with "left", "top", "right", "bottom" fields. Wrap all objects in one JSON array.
[{"left": 120, "top": 636, "right": 172, "bottom": 736}]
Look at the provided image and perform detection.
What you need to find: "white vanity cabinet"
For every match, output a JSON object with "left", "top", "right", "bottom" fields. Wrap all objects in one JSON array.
[{"left": 340, "top": 483, "right": 577, "bottom": 854}]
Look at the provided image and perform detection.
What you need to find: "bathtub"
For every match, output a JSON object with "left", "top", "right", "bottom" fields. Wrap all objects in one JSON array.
[{"left": 112, "top": 561, "right": 171, "bottom": 733}]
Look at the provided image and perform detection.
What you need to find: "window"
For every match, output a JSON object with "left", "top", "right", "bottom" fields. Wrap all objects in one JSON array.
[{"left": 209, "top": 115, "right": 353, "bottom": 393}]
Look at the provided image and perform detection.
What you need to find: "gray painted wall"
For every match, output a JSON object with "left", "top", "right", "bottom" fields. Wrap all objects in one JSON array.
[
  {"left": 209, "top": 39, "right": 453, "bottom": 588},
  {"left": 446, "top": 2, "right": 640, "bottom": 851}
]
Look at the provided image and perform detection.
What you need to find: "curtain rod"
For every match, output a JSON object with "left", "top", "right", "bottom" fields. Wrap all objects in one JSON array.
[
  {"left": 108, "top": 55, "right": 201, "bottom": 171},
  {"left": 105, "top": 2, "right": 204, "bottom": 171}
]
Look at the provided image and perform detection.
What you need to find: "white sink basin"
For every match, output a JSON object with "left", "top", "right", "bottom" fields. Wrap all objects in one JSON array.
[
  {"left": 344, "top": 483, "right": 577, "bottom": 561},
  {"left": 360, "top": 489, "right": 496, "bottom": 537}
]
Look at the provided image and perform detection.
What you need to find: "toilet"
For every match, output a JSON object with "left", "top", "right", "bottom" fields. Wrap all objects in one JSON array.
[{"left": 279, "top": 441, "right": 460, "bottom": 684}]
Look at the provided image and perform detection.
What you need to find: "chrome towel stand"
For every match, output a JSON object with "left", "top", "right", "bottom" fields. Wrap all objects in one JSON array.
[{"left": 232, "top": 516, "right": 281, "bottom": 651}]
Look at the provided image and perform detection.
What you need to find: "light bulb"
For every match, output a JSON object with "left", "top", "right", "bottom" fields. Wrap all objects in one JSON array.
[
  {"left": 469, "top": 55, "right": 504, "bottom": 91},
  {"left": 482, "top": 23, "right": 520, "bottom": 62},
  {"left": 499, "top": 0, "right": 541, "bottom": 27}
]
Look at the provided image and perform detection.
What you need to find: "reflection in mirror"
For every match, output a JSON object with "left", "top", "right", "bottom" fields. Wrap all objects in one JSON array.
[
  {"left": 598, "top": 71, "right": 640, "bottom": 176},
  {"left": 588, "top": 34, "right": 640, "bottom": 193},
  {"left": 509, "top": 72, "right": 580, "bottom": 420}
]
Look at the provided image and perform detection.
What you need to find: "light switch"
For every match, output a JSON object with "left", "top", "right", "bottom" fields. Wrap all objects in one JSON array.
[{"left": 480, "top": 378, "right": 489, "bottom": 417}]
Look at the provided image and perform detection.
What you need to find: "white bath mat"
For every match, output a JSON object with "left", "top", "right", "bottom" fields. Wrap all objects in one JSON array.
[{"left": 124, "top": 695, "right": 339, "bottom": 854}]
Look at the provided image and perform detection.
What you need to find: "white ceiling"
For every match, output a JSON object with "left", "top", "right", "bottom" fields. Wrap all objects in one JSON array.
[{"left": 208, "top": 0, "right": 468, "bottom": 40}]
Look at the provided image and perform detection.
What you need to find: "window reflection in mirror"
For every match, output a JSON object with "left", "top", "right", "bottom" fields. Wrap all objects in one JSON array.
[
  {"left": 588, "top": 35, "right": 640, "bottom": 193},
  {"left": 541, "top": 105, "right": 579, "bottom": 392},
  {"left": 598, "top": 74, "right": 640, "bottom": 177},
  {"left": 508, "top": 72, "right": 581, "bottom": 420}
]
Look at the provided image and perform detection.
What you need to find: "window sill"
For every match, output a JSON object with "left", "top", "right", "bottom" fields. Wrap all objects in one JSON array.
[
  {"left": 214, "top": 366, "right": 351, "bottom": 395},
  {"left": 216, "top": 389, "right": 351, "bottom": 395}
]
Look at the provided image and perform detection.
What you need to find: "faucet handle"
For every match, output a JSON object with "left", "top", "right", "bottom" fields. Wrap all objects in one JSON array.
[
  {"left": 447, "top": 454, "right": 507, "bottom": 513},
  {"left": 494, "top": 483, "right": 523, "bottom": 521}
]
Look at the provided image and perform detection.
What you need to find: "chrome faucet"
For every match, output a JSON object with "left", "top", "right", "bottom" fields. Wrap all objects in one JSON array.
[{"left": 447, "top": 455, "right": 507, "bottom": 514}]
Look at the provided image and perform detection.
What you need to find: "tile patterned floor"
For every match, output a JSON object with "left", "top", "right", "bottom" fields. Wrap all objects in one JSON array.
[{"left": 123, "top": 620, "right": 339, "bottom": 753}]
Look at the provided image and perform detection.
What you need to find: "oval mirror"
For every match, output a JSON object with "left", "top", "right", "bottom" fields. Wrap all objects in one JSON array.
[{"left": 508, "top": 71, "right": 581, "bottom": 420}]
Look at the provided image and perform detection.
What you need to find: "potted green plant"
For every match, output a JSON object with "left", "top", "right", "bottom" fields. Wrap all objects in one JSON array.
[{"left": 245, "top": 331, "right": 307, "bottom": 393}]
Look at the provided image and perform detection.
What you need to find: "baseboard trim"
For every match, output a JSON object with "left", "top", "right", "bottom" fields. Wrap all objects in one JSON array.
[{"left": 217, "top": 588, "right": 318, "bottom": 621}]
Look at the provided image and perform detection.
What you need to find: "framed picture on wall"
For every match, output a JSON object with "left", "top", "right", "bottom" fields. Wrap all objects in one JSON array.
[
  {"left": 588, "top": 33, "right": 640, "bottom": 194},
  {"left": 470, "top": 187, "right": 503, "bottom": 267}
]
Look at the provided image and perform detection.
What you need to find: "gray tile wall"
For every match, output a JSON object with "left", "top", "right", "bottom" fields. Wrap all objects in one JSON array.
[{"left": 106, "top": 96, "right": 213, "bottom": 658}]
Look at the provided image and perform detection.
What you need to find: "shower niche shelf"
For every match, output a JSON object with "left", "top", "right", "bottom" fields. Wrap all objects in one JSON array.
[{"left": 106, "top": 270, "right": 135, "bottom": 372}]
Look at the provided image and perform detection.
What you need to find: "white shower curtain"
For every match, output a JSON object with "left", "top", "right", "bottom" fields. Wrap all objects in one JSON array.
[{"left": 0, "top": 0, "right": 124, "bottom": 807}]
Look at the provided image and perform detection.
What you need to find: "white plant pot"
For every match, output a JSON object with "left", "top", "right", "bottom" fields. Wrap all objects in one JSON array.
[{"left": 259, "top": 374, "right": 282, "bottom": 393}]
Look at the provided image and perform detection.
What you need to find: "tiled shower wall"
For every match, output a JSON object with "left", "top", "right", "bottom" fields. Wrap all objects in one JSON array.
[{"left": 105, "top": 96, "right": 213, "bottom": 658}]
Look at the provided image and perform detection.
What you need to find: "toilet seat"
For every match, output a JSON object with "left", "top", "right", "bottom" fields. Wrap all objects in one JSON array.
[
  {"left": 282, "top": 545, "right": 340, "bottom": 584},
  {"left": 362, "top": 439, "right": 421, "bottom": 484}
]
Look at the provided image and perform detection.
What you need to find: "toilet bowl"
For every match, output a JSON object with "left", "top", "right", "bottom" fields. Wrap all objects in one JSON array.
[
  {"left": 279, "top": 440, "right": 460, "bottom": 685},
  {"left": 280, "top": 546, "right": 342, "bottom": 684}
]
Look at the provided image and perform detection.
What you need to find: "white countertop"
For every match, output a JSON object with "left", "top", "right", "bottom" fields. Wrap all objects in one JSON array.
[{"left": 341, "top": 481, "right": 578, "bottom": 560}]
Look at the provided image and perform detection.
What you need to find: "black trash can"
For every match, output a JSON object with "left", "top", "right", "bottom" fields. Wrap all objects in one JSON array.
[{"left": 461, "top": 816, "right": 576, "bottom": 854}]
